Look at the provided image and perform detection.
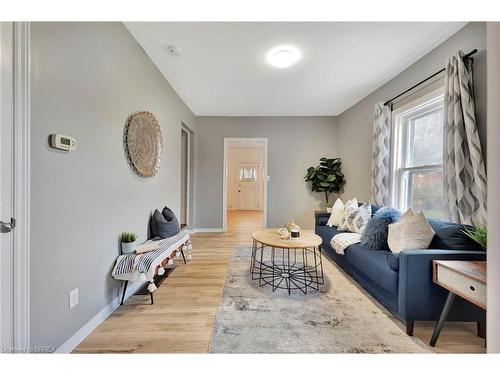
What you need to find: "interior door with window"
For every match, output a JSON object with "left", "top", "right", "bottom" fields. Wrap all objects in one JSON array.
[
  {"left": 236, "top": 162, "right": 260, "bottom": 210},
  {"left": 0, "top": 22, "right": 15, "bottom": 352}
]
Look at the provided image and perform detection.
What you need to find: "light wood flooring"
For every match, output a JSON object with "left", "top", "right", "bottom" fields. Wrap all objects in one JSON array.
[{"left": 74, "top": 210, "right": 485, "bottom": 353}]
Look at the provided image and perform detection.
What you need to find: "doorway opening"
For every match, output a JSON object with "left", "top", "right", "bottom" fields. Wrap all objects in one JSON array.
[
  {"left": 223, "top": 138, "right": 268, "bottom": 233},
  {"left": 180, "top": 124, "right": 193, "bottom": 229}
]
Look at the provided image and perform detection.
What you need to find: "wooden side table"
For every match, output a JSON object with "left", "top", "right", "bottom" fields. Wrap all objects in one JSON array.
[{"left": 430, "top": 260, "right": 486, "bottom": 346}]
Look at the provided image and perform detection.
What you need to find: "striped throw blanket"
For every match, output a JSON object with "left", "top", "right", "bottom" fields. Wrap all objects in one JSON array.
[
  {"left": 331, "top": 232, "right": 362, "bottom": 255},
  {"left": 112, "top": 231, "right": 190, "bottom": 282}
]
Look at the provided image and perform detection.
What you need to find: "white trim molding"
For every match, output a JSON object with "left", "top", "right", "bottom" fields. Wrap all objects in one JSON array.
[
  {"left": 12, "top": 22, "right": 30, "bottom": 351},
  {"left": 56, "top": 298, "right": 120, "bottom": 353},
  {"left": 192, "top": 228, "right": 224, "bottom": 233},
  {"left": 222, "top": 138, "right": 268, "bottom": 232}
]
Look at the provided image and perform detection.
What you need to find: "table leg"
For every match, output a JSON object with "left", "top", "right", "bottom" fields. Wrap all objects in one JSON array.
[
  {"left": 120, "top": 280, "right": 128, "bottom": 305},
  {"left": 287, "top": 248, "right": 291, "bottom": 295},
  {"left": 302, "top": 248, "right": 308, "bottom": 294},
  {"left": 430, "top": 291, "right": 456, "bottom": 347}
]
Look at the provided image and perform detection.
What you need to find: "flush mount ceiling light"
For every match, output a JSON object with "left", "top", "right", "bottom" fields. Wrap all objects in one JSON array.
[{"left": 266, "top": 45, "right": 302, "bottom": 68}]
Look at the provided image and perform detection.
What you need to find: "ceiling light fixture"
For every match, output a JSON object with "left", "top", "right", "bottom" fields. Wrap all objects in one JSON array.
[{"left": 266, "top": 45, "right": 302, "bottom": 68}]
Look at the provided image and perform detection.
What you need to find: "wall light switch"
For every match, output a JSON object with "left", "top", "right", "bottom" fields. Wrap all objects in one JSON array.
[{"left": 69, "top": 288, "right": 79, "bottom": 309}]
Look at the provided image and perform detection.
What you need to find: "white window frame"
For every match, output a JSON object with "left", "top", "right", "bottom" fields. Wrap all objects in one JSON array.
[{"left": 390, "top": 88, "right": 444, "bottom": 213}]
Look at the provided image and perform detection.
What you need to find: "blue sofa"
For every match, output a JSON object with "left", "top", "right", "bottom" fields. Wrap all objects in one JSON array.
[{"left": 315, "top": 208, "right": 486, "bottom": 336}]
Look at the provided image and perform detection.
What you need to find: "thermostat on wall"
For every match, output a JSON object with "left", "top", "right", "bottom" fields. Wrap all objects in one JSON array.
[{"left": 50, "top": 134, "right": 76, "bottom": 151}]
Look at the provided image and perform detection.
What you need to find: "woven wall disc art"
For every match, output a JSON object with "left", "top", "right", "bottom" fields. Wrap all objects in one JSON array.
[{"left": 124, "top": 111, "right": 163, "bottom": 177}]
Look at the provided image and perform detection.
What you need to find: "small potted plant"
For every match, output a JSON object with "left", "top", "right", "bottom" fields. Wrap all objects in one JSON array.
[
  {"left": 462, "top": 226, "right": 487, "bottom": 249},
  {"left": 326, "top": 202, "right": 334, "bottom": 213},
  {"left": 120, "top": 232, "right": 138, "bottom": 254}
]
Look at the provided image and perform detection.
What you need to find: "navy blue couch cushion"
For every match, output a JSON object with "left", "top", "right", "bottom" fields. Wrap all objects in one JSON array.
[
  {"left": 386, "top": 252, "right": 400, "bottom": 271},
  {"left": 343, "top": 243, "right": 398, "bottom": 296},
  {"left": 428, "top": 219, "right": 484, "bottom": 251},
  {"left": 316, "top": 224, "right": 343, "bottom": 243}
]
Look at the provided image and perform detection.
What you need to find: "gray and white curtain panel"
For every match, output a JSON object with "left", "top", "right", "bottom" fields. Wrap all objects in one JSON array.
[
  {"left": 443, "top": 51, "right": 487, "bottom": 226},
  {"left": 371, "top": 102, "right": 391, "bottom": 206}
]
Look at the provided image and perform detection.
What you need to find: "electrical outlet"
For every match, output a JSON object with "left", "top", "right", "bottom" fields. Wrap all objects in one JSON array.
[{"left": 69, "top": 288, "right": 79, "bottom": 309}]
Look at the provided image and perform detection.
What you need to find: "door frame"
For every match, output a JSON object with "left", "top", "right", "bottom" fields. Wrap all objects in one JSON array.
[
  {"left": 222, "top": 138, "right": 268, "bottom": 232},
  {"left": 0, "top": 22, "right": 30, "bottom": 351},
  {"left": 180, "top": 123, "right": 193, "bottom": 228}
]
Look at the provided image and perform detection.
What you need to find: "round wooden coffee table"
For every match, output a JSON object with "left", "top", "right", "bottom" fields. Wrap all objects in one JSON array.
[{"left": 250, "top": 229, "right": 324, "bottom": 295}]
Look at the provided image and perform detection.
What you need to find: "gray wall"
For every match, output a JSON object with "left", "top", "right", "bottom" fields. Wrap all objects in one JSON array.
[
  {"left": 194, "top": 117, "right": 337, "bottom": 230},
  {"left": 336, "top": 22, "right": 487, "bottom": 201},
  {"left": 30, "top": 22, "right": 196, "bottom": 349},
  {"left": 487, "top": 22, "right": 500, "bottom": 353}
]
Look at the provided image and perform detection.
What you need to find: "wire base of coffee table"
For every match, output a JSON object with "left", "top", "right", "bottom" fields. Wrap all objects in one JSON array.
[{"left": 249, "top": 239, "right": 324, "bottom": 295}]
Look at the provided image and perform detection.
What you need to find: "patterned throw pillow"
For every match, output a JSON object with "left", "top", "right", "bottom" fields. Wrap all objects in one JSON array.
[
  {"left": 345, "top": 203, "right": 372, "bottom": 234},
  {"left": 337, "top": 198, "right": 358, "bottom": 231}
]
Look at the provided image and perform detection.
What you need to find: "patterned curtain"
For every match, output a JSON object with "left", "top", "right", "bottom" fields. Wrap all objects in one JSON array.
[
  {"left": 443, "top": 51, "right": 487, "bottom": 226},
  {"left": 371, "top": 103, "right": 391, "bottom": 206}
]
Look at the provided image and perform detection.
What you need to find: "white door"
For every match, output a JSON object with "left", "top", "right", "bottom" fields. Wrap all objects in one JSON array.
[
  {"left": 236, "top": 162, "right": 259, "bottom": 210},
  {"left": 0, "top": 22, "right": 15, "bottom": 351}
]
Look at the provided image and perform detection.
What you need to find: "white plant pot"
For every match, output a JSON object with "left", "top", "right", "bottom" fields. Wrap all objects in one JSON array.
[
  {"left": 121, "top": 241, "right": 137, "bottom": 254},
  {"left": 326, "top": 207, "right": 332, "bottom": 213}
]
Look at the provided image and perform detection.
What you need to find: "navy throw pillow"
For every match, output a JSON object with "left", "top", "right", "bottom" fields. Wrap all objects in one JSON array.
[
  {"left": 428, "top": 219, "right": 484, "bottom": 251},
  {"left": 151, "top": 209, "right": 179, "bottom": 239},
  {"left": 360, "top": 215, "right": 392, "bottom": 249}
]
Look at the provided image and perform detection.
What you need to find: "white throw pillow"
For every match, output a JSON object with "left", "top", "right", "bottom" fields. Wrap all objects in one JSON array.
[
  {"left": 337, "top": 198, "right": 358, "bottom": 231},
  {"left": 327, "top": 198, "right": 344, "bottom": 227},
  {"left": 388, "top": 211, "right": 435, "bottom": 253}
]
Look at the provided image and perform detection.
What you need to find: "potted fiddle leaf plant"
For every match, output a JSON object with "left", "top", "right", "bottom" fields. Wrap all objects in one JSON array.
[
  {"left": 305, "top": 157, "right": 346, "bottom": 211},
  {"left": 120, "top": 232, "right": 138, "bottom": 254}
]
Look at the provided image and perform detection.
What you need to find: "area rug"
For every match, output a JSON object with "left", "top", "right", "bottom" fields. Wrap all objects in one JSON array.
[{"left": 209, "top": 246, "right": 431, "bottom": 353}]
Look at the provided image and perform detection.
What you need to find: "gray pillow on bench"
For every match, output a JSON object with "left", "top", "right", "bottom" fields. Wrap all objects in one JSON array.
[{"left": 151, "top": 208, "right": 180, "bottom": 239}]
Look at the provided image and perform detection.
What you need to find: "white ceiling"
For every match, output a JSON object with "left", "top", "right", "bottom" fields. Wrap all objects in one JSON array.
[{"left": 125, "top": 22, "right": 465, "bottom": 116}]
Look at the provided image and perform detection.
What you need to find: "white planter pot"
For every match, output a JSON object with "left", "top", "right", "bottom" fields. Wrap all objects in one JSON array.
[
  {"left": 326, "top": 207, "right": 332, "bottom": 213},
  {"left": 121, "top": 241, "right": 137, "bottom": 254}
]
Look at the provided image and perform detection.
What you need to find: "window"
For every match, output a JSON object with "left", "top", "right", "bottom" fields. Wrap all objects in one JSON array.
[
  {"left": 391, "top": 91, "right": 445, "bottom": 219},
  {"left": 239, "top": 167, "right": 257, "bottom": 182}
]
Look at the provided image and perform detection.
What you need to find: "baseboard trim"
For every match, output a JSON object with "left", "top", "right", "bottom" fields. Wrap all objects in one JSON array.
[
  {"left": 56, "top": 282, "right": 142, "bottom": 353},
  {"left": 192, "top": 228, "right": 224, "bottom": 233}
]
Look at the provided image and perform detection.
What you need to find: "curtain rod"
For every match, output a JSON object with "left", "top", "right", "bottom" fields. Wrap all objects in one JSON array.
[{"left": 383, "top": 48, "right": 478, "bottom": 107}]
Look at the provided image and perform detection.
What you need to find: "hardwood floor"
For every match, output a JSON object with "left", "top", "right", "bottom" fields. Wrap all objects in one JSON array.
[{"left": 74, "top": 210, "right": 485, "bottom": 353}]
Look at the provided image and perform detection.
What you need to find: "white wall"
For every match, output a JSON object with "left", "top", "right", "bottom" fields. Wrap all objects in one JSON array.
[
  {"left": 486, "top": 22, "right": 500, "bottom": 354},
  {"left": 227, "top": 146, "right": 265, "bottom": 211},
  {"left": 30, "top": 22, "right": 196, "bottom": 349}
]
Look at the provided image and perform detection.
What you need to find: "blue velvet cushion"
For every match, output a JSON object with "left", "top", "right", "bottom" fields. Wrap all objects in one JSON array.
[{"left": 428, "top": 219, "right": 484, "bottom": 251}]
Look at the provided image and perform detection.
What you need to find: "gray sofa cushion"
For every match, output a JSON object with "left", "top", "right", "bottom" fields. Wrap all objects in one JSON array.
[{"left": 151, "top": 209, "right": 180, "bottom": 239}]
